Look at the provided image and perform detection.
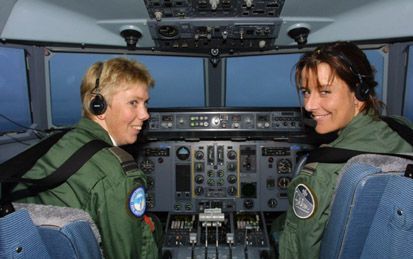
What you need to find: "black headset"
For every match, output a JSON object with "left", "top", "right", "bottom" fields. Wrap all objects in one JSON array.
[
  {"left": 89, "top": 64, "right": 107, "bottom": 115},
  {"left": 335, "top": 52, "right": 371, "bottom": 102}
]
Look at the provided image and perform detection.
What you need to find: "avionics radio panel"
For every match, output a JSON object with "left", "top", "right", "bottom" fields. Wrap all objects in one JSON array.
[{"left": 146, "top": 108, "right": 303, "bottom": 134}]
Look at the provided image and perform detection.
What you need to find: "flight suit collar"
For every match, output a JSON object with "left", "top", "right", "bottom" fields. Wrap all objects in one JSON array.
[{"left": 332, "top": 112, "right": 374, "bottom": 146}]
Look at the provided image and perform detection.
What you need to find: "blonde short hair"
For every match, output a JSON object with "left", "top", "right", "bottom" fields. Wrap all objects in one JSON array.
[{"left": 80, "top": 57, "right": 154, "bottom": 118}]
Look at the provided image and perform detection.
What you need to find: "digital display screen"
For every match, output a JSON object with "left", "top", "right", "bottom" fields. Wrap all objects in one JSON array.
[{"left": 176, "top": 164, "right": 191, "bottom": 192}]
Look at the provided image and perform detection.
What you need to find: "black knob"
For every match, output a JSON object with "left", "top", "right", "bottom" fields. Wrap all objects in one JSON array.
[
  {"left": 227, "top": 186, "right": 237, "bottom": 196},
  {"left": 195, "top": 150, "right": 204, "bottom": 160},
  {"left": 227, "top": 150, "right": 237, "bottom": 160},
  {"left": 227, "top": 175, "right": 237, "bottom": 184},
  {"left": 268, "top": 198, "right": 278, "bottom": 208},
  {"left": 195, "top": 186, "right": 204, "bottom": 196},
  {"left": 195, "top": 175, "right": 204, "bottom": 184}
]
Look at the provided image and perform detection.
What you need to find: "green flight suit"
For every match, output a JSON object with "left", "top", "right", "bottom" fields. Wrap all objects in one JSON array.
[
  {"left": 278, "top": 113, "right": 413, "bottom": 259},
  {"left": 15, "top": 118, "right": 159, "bottom": 259}
]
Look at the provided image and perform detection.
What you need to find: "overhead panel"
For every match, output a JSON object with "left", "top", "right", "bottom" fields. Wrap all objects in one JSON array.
[{"left": 144, "top": 0, "right": 285, "bottom": 54}]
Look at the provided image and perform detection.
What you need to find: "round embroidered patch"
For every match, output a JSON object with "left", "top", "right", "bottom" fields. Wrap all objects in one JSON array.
[
  {"left": 293, "top": 183, "right": 315, "bottom": 219},
  {"left": 129, "top": 186, "right": 146, "bottom": 218}
]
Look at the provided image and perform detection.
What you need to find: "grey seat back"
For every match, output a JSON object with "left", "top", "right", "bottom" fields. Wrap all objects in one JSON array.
[{"left": 0, "top": 203, "right": 102, "bottom": 259}]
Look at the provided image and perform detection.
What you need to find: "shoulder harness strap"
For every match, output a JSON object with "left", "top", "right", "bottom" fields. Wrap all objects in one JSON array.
[
  {"left": 108, "top": 147, "right": 139, "bottom": 175},
  {"left": 0, "top": 139, "right": 110, "bottom": 217},
  {"left": 306, "top": 116, "right": 413, "bottom": 164},
  {"left": 108, "top": 147, "right": 147, "bottom": 191},
  {"left": 381, "top": 116, "right": 413, "bottom": 146},
  {"left": 0, "top": 131, "right": 68, "bottom": 197}
]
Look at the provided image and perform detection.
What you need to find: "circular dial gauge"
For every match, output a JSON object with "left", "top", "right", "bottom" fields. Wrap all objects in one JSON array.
[{"left": 277, "top": 158, "right": 292, "bottom": 174}]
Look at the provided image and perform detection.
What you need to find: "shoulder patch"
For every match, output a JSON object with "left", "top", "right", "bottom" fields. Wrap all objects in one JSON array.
[
  {"left": 293, "top": 183, "right": 316, "bottom": 219},
  {"left": 129, "top": 186, "right": 146, "bottom": 218}
]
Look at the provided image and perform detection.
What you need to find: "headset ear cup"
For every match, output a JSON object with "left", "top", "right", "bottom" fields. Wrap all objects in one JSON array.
[
  {"left": 90, "top": 94, "right": 107, "bottom": 115},
  {"left": 355, "top": 81, "right": 370, "bottom": 102}
]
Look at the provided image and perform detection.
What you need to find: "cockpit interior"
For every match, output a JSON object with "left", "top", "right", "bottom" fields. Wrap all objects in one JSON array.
[{"left": 1, "top": 0, "right": 413, "bottom": 258}]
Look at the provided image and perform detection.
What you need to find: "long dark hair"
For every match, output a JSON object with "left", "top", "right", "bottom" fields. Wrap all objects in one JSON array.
[{"left": 295, "top": 41, "right": 383, "bottom": 118}]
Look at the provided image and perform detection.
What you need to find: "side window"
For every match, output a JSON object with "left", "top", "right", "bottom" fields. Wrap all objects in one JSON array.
[
  {"left": 404, "top": 45, "right": 413, "bottom": 121},
  {"left": 364, "top": 49, "right": 385, "bottom": 101},
  {"left": 0, "top": 47, "right": 31, "bottom": 133}
]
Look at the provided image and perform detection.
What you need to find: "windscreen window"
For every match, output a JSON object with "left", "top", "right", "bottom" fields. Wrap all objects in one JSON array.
[
  {"left": 225, "top": 50, "right": 384, "bottom": 108},
  {"left": 49, "top": 53, "right": 205, "bottom": 127}
]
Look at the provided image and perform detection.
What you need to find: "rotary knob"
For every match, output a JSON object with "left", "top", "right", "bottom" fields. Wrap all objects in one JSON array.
[
  {"left": 227, "top": 150, "right": 237, "bottom": 160},
  {"left": 195, "top": 175, "right": 204, "bottom": 184},
  {"left": 227, "top": 186, "right": 237, "bottom": 196},
  {"left": 227, "top": 175, "right": 237, "bottom": 184},
  {"left": 268, "top": 198, "right": 278, "bottom": 208},
  {"left": 195, "top": 186, "right": 204, "bottom": 196},
  {"left": 195, "top": 150, "right": 204, "bottom": 160}
]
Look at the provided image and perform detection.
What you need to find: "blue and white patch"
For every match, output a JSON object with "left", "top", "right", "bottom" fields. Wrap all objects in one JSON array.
[
  {"left": 129, "top": 186, "right": 146, "bottom": 218},
  {"left": 293, "top": 184, "right": 315, "bottom": 219}
]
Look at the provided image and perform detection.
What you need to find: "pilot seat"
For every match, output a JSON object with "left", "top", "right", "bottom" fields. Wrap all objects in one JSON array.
[
  {"left": 320, "top": 153, "right": 413, "bottom": 259},
  {"left": 0, "top": 203, "right": 102, "bottom": 259}
]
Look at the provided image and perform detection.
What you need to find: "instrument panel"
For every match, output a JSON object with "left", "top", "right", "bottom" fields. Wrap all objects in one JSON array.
[
  {"left": 137, "top": 140, "right": 309, "bottom": 213},
  {"left": 132, "top": 108, "right": 312, "bottom": 258},
  {"left": 135, "top": 108, "right": 311, "bottom": 213}
]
